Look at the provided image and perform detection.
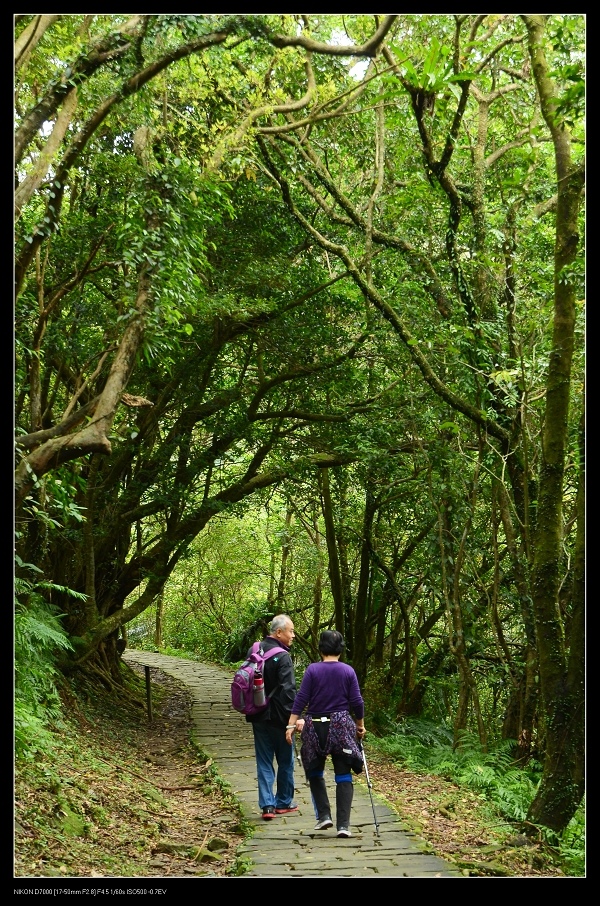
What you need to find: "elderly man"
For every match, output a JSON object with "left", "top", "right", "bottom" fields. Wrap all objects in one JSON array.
[{"left": 246, "top": 614, "right": 298, "bottom": 819}]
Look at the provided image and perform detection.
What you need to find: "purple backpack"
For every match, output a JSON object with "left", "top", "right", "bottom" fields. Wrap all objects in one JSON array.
[{"left": 231, "top": 641, "right": 286, "bottom": 716}]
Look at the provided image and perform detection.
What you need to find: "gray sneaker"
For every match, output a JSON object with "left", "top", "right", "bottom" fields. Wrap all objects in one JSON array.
[
  {"left": 314, "top": 817, "right": 333, "bottom": 830},
  {"left": 336, "top": 827, "right": 352, "bottom": 838}
]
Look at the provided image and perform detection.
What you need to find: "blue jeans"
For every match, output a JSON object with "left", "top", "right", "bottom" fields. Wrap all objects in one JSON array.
[{"left": 252, "top": 721, "right": 296, "bottom": 810}]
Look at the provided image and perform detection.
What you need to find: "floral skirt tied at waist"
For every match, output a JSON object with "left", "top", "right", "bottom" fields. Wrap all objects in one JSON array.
[
  {"left": 299, "top": 711, "right": 364, "bottom": 836},
  {"left": 300, "top": 711, "right": 364, "bottom": 774}
]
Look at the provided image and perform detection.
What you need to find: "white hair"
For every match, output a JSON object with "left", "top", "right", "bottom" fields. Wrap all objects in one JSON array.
[{"left": 270, "top": 614, "right": 292, "bottom": 633}]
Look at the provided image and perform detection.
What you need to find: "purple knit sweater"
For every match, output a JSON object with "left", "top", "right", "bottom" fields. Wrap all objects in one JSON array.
[{"left": 291, "top": 660, "right": 364, "bottom": 719}]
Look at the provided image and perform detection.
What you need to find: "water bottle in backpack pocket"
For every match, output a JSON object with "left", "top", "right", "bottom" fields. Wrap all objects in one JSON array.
[
  {"left": 253, "top": 669, "right": 265, "bottom": 708},
  {"left": 231, "top": 642, "right": 285, "bottom": 716}
]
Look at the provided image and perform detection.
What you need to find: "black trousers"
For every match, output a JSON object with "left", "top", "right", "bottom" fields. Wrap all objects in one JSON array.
[{"left": 306, "top": 720, "right": 354, "bottom": 828}]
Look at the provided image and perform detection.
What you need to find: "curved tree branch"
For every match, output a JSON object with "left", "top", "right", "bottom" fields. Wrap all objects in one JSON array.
[
  {"left": 259, "top": 15, "right": 398, "bottom": 57},
  {"left": 15, "top": 267, "right": 152, "bottom": 510},
  {"left": 263, "top": 147, "right": 512, "bottom": 449}
]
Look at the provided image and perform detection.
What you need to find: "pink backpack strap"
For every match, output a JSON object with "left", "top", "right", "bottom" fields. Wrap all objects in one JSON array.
[{"left": 262, "top": 646, "right": 285, "bottom": 660}]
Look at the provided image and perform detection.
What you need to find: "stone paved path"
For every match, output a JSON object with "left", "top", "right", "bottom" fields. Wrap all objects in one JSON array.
[{"left": 123, "top": 650, "right": 463, "bottom": 878}]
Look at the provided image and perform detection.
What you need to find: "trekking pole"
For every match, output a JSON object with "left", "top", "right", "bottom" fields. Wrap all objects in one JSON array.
[
  {"left": 292, "top": 733, "right": 302, "bottom": 766},
  {"left": 360, "top": 740, "right": 380, "bottom": 837}
]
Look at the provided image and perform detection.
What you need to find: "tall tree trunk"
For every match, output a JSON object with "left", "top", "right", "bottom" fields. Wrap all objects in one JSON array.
[
  {"left": 374, "top": 581, "right": 391, "bottom": 668},
  {"left": 336, "top": 478, "right": 355, "bottom": 652},
  {"left": 154, "top": 589, "right": 164, "bottom": 649},
  {"left": 494, "top": 477, "right": 539, "bottom": 758},
  {"left": 567, "top": 393, "right": 585, "bottom": 796},
  {"left": 79, "top": 455, "right": 101, "bottom": 636},
  {"left": 319, "top": 468, "right": 345, "bottom": 635},
  {"left": 311, "top": 512, "right": 324, "bottom": 651},
  {"left": 523, "top": 15, "right": 585, "bottom": 833},
  {"left": 435, "top": 471, "right": 487, "bottom": 749},
  {"left": 352, "top": 487, "right": 376, "bottom": 684},
  {"left": 276, "top": 508, "right": 293, "bottom": 606}
]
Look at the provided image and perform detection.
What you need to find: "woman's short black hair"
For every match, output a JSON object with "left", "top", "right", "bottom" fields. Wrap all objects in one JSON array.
[{"left": 318, "top": 630, "right": 345, "bottom": 656}]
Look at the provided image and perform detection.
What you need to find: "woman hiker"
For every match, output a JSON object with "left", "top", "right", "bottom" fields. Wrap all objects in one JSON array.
[{"left": 285, "top": 630, "right": 366, "bottom": 838}]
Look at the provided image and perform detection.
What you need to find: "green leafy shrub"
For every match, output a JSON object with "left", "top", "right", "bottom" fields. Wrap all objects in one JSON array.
[
  {"left": 373, "top": 720, "right": 584, "bottom": 874},
  {"left": 14, "top": 560, "right": 79, "bottom": 759},
  {"left": 556, "top": 806, "right": 586, "bottom": 876},
  {"left": 375, "top": 723, "right": 536, "bottom": 820}
]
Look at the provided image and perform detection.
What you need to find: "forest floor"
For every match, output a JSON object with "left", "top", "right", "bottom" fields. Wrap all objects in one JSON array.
[{"left": 14, "top": 665, "right": 569, "bottom": 880}]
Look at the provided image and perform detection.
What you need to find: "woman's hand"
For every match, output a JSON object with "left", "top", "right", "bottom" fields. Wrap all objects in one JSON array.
[
  {"left": 285, "top": 717, "right": 304, "bottom": 744},
  {"left": 356, "top": 725, "right": 366, "bottom": 739}
]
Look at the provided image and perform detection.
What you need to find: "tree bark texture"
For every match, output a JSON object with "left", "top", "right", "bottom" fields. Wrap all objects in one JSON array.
[{"left": 523, "top": 14, "right": 585, "bottom": 833}]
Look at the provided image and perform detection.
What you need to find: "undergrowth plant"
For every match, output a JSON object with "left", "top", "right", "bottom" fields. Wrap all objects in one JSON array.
[
  {"left": 14, "top": 558, "right": 82, "bottom": 760},
  {"left": 373, "top": 718, "right": 585, "bottom": 876}
]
